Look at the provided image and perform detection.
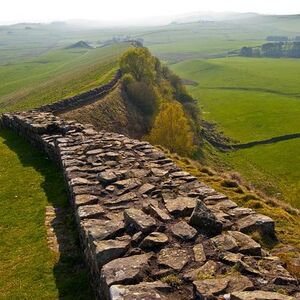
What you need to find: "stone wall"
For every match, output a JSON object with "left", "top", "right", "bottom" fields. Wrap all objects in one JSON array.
[
  {"left": 37, "top": 70, "right": 122, "bottom": 114},
  {"left": 0, "top": 111, "right": 299, "bottom": 300}
]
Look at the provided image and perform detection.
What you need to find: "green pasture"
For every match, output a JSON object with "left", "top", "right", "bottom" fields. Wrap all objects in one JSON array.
[
  {"left": 0, "top": 129, "right": 92, "bottom": 299},
  {"left": 171, "top": 57, "right": 300, "bottom": 207}
]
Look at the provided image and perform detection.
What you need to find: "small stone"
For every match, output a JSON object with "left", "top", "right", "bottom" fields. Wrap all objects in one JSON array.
[
  {"left": 70, "top": 177, "right": 95, "bottom": 186},
  {"left": 211, "top": 233, "right": 239, "bottom": 252},
  {"left": 109, "top": 281, "right": 172, "bottom": 300},
  {"left": 124, "top": 208, "right": 156, "bottom": 233},
  {"left": 184, "top": 260, "right": 218, "bottom": 281},
  {"left": 82, "top": 219, "right": 124, "bottom": 241},
  {"left": 236, "top": 214, "right": 275, "bottom": 236},
  {"left": 93, "top": 239, "right": 130, "bottom": 268},
  {"left": 151, "top": 168, "right": 168, "bottom": 177},
  {"left": 77, "top": 205, "right": 105, "bottom": 220},
  {"left": 140, "top": 232, "right": 169, "bottom": 249},
  {"left": 74, "top": 194, "right": 98, "bottom": 207},
  {"left": 227, "top": 231, "right": 261, "bottom": 256},
  {"left": 158, "top": 248, "right": 190, "bottom": 271},
  {"left": 189, "top": 200, "right": 222, "bottom": 236},
  {"left": 105, "top": 185, "right": 115, "bottom": 193},
  {"left": 101, "top": 254, "right": 151, "bottom": 296},
  {"left": 108, "top": 192, "right": 138, "bottom": 205},
  {"left": 99, "top": 170, "right": 118, "bottom": 184},
  {"left": 115, "top": 178, "right": 141, "bottom": 190},
  {"left": 193, "top": 278, "right": 228, "bottom": 298},
  {"left": 225, "top": 275, "right": 254, "bottom": 293},
  {"left": 139, "top": 183, "right": 155, "bottom": 194},
  {"left": 147, "top": 203, "right": 172, "bottom": 222},
  {"left": 193, "top": 244, "right": 206, "bottom": 264},
  {"left": 231, "top": 291, "right": 295, "bottom": 300},
  {"left": 163, "top": 195, "right": 196, "bottom": 217},
  {"left": 220, "top": 252, "right": 244, "bottom": 264},
  {"left": 170, "top": 221, "right": 197, "bottom": 241},
  {"left": 86, "top": 149, "right": 103, "bottom": 155}
]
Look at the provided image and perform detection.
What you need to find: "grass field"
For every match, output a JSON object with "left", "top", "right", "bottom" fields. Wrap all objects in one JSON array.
[
  {"left": 0, "top": 43, "right": 130, "bottom": 113},
  {"left": 171, "top": 57, "right": 300, "bottom": 207},
  {"left": 0, "top": 129, "right": 92, "bottom": 299}
]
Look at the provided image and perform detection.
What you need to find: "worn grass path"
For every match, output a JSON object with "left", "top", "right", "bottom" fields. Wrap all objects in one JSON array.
[{"left": 0, "top": 129, "right": 92, "bottom": 299}]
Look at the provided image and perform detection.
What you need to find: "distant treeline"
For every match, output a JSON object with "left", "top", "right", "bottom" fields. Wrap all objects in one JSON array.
[{"left": 239, "top": 42, "right": 300, "bottom": 58}]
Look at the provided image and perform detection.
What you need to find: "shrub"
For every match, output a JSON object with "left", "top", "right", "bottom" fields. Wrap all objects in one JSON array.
[{"left": 147, "top": 102, "right": 195, "bottom": 156}]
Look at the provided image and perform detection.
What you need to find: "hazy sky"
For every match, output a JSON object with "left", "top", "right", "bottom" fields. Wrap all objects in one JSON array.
[{"left": 1, "top": 0, "right": 300, "bottom": 24}]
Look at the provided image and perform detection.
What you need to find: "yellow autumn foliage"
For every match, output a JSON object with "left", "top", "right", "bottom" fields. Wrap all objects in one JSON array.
[{"left": 147, "top": 102, "right": 196, "bottom": 156}]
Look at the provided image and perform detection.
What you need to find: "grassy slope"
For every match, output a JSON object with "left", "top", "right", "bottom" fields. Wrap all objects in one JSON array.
[
  {"left": 0, "top": 129, "right": 92, "bottom": 299},
  {"left": 171, "top": 57, "right": 300, "bottom": 207},
  {"left": 0, "top": 43, "right": 130, "bottom": 113}
]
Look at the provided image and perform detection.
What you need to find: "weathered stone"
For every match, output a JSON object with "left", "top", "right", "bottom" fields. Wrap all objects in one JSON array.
[
  {"left": 138, "top": 183, "right": 155, "bottom": 194},
  {"left": 225, "top": 275, "right": 254, "bottom": 292},
  {"left": 231, "top": 291, "right": 295, "bottom": 300},
  {"left": 193, "top": 278, "right": 228, "bottom": 298},
  {"left": 70, "top": 177, "right": 96, "bottom": 186},
  {"left": 236, "top": 214, "right": 275, "bottom": 236},
  {"left": 211, "top": 233, "right": 239, "bottom": 252},
  {"left": 99, "top": 170, "right": 118, "bottom": 184},
  {"left": 101, "top": 254, "right": 151, "bottom": 295},
  {"left": 82, "top": 219, "right": 124, "bottom": 241},
  {"left": 193, "top": 244, "right": 206, "bottom": 264},
  {"left": 107, "top": 192, "right": 138, "bottom": 205},
  {"left": 184, "top": 260, "right": 218, "bottom": 281},
  {"left": 189, "top": 200, "right": 223, "bottom": 236},
  {"left": 151, "top": 168, "right": 168, "bottom": 177},
  {"left": 115, "top": 178, "right": 141, "bottom": 190},
  {"left": 140, "top": 232, "right": 169, "bottom": 249},
  {"left": 158, "top": 248, "right": 190, "bottom": 271},
  {"left": 109, "top": 281, "right": 172, "bottom": 300},
  {"left": 93, "top": 239, "right": 130, "bottom": 268},
  {"left": 220, "top": 252, "right": 244, "bottom": 264},
  {"left": 124, "top": 208, "right": 156, "bottom": 233},
  {"left": 74, "top": 194, "right": 98, "bottom": 207},
  {"left": 170, "top": 221, "right": 197, "bottom": 241},
  {"left": 77, "top": 205, "right": 105, "bottom": 220},
  {"left": 163, "top": 195, "right": 196, "bottom": 217},
  {"left": 227, "top": 231, "right": 261, "bottom": 256},
  {"left": 147, "top": 203, "right": 172, "bottom": 222}
]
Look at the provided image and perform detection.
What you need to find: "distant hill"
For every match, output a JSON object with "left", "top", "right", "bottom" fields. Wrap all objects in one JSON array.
[{"left": 66, "top": 40, "right": 92, "bottom": 49}]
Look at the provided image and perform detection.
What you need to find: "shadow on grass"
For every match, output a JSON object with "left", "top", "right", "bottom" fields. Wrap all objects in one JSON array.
[{"left": 0, "top": 129, "right": 94, "bottom": 300}]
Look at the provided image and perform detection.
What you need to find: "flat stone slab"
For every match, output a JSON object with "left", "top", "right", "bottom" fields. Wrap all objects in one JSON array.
[
  {"left": 194, "top": 278, "right": 228, "bottom": 298},
  {"left": 74, "top": 194, "right": 98, "bottom": 207},
  {"left": 124, "top": 208, "right": 156, "bottom": 233},
  {"left": 231, "top": 291, "right": 295, "bottom": 300},
  {"left": 227, "top": 231, "right": 261, "bottom": 256},
  {"left": 82, "top": 219, "right": 124, "bottom": 241},
  {"left": 163, "top": 195, "right": 196, "bottom": 217},
  {"left": 93, "top": 239, "right": 131, "bottom": 268},
  {"left": 77, "top": 205, "right": 105, "bottom": 220},
  {"left": 101, "top": 253, "right": 151, "bottom": 291},
  {"left": 157, "top": 247, "right": 190, "bottom": 271},
  {"left": 140, "top": 232, "right": 169, "bottom": 249},
  {"left": 170, "top": 221, "right": 198, "bottom": 241},
  {"left": 109, "top": 281, "right": 172, "bottom": 300},
  {"left": 210, "top": 233, "right": 239, "bottom": 252}
]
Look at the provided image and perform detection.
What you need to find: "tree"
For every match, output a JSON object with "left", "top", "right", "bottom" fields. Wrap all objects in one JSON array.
[
  {"left": 120, "top": 48, "right": 156, "bottom": 82},
  {"left": 147, "top": 102, "right": 195, "bottom": 156}
]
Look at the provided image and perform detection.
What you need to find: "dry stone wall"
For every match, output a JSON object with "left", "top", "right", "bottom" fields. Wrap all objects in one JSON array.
[
  {"left": 37, "top": 70, "right": 122, "bottom": 114},
  {"left": 0, "top": 111, "right": 299, "bottom": 300}
]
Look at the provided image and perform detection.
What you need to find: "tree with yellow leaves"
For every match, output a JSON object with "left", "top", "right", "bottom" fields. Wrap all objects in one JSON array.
[{"left": 147, "top": 102, "right": 195, "bottom": 156}]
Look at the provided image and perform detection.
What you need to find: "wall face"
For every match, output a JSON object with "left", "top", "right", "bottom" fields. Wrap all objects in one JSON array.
[
  {"left": 37, "top": 70, "right": 122, "bottom": 114},
  {"left": 0, "top": 111, "right": 298, "bottom": 300}
]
